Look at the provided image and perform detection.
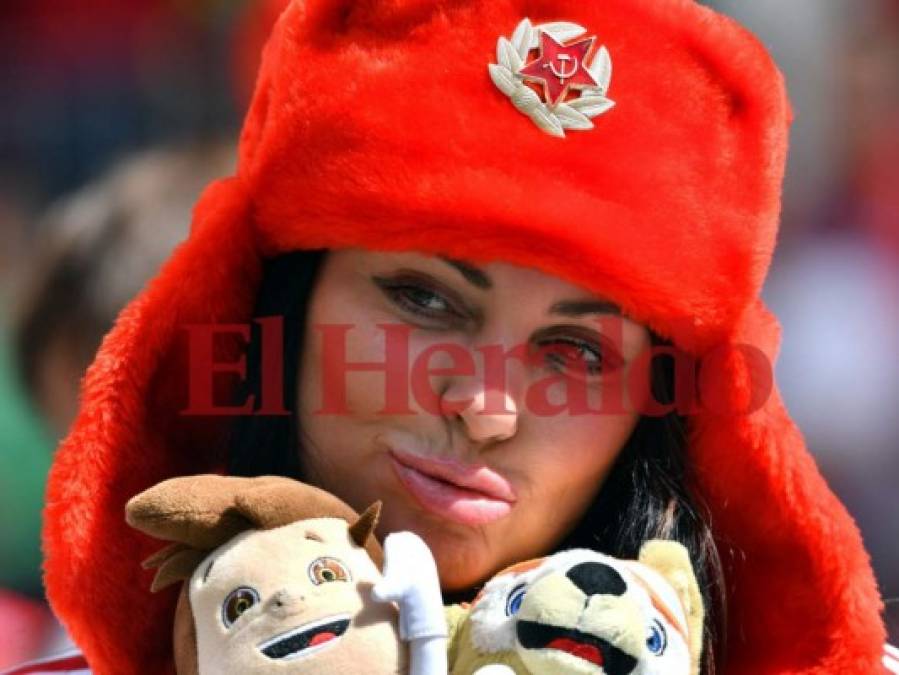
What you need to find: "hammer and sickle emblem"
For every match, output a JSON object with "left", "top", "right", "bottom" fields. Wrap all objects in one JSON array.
[{"left": 545, "top": 54, "right": 579, "bottom": 82}]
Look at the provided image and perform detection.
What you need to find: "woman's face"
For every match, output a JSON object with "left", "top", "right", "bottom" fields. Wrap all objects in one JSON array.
[{"left": 298, "top": 249, "right": 651, "bottom": 592}]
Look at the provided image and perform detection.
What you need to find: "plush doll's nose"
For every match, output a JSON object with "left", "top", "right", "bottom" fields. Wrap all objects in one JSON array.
[
  {"left": 266, "top": 590, "right": 306, "bottom": 616},
  {"left": 566, "top": 562, "right": 627, "bottom": 597}
]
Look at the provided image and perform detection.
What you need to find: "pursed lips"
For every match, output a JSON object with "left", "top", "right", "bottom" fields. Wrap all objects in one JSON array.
[
  {"left": 388, "top": 448, "right": 517, "bottom": 502},
  {"left": 387, "top": 447, "right": 517, "bottom": 527}
]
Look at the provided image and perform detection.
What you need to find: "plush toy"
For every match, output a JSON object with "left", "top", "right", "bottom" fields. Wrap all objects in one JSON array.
[
  {"left": 126, "top": 475, "right": 701, "bottom": 675},
  {"left": 125, "top": 474, "right": 448, "bottom": 675},
  {"left": 445, "top": 541, "right": 704, "bottom": 675}
]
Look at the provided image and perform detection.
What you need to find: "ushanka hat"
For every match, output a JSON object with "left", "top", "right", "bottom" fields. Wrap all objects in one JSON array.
[{"left": 43, "top": 0, "right": 887, "bottom": 673}]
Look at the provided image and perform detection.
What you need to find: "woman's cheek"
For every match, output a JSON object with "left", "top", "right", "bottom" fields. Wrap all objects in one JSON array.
[
  {"left": 304, "top": 313, "right": 394, "bottom": 419},
  {"left": 523, "top": 410, "right": 635, "bottom": 507}
]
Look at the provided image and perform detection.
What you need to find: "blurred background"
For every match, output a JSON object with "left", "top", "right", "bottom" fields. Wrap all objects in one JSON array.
[{"left": 0, "top": 0, "right": 896, "bottom": 666}]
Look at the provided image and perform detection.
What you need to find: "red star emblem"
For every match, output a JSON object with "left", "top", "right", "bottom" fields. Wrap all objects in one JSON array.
[{"left": 519, "top": 31, "right": 599, "bottom": 107}]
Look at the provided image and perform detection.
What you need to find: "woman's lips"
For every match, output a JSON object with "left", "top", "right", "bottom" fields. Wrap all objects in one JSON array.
[{"left": 387, "top": 448, "right": 516, "bottom": 527}]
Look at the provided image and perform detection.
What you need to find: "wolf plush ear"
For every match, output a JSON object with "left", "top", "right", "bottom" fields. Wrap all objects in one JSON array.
[{"left": 638, "top": 540, "right": 705, "bottom": 675}]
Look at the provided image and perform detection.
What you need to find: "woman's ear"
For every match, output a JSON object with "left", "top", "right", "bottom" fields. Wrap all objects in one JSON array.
[{"left": 638, "top": 540, "right": 705, "bottom": 675}]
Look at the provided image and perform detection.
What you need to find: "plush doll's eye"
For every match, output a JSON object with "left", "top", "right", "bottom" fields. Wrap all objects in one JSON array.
[
  {"left": 646, "top": 619, "right": 668, "bottom": 655},
  {"left": 222, "top": 587, "right": 260, "bottom": 627},
  {"left": 505, "top": 583, "right": 527, "bottom": 616},
  {"left": 308, "top": 557, "right": 351, "bottom": 584}
]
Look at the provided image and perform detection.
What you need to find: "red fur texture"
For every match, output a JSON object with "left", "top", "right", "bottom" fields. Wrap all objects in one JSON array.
[{"left": 43, "top": 0, "right": 886, "bottom": 673}]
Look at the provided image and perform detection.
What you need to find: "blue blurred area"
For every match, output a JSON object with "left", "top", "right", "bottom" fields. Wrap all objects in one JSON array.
[{"left": 0, "top": 0, "right": 242, "bottom": 209}]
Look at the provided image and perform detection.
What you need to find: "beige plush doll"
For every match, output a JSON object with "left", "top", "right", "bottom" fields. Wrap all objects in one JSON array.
[
  {"left": 446, "top": 541, "right": 704, "bottom": 675},
  {"left": 126, "top": 475, "right": 447, "bottom": 675}
]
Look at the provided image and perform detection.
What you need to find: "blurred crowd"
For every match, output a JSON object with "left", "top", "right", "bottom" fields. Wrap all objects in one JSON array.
[{"left": 0, "top": 0, "right": 896, "bottom": 666}]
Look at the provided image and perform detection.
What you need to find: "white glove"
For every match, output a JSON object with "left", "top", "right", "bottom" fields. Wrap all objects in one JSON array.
[
  {"left": 372, "top": 531, "right": 447, "bottom": 641},
  {"left": 372, "top": 531, "right": 447, "bottom": 675}
]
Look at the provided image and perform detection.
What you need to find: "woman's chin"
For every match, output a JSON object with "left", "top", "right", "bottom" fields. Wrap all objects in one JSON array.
[
  {"left": 408, "top": 528, "right": 499, "bottom": 592},
  {"left": 379, "top": 510, "right": 503, "bottom": 592},
  {"left": 429, "top": 543, "right": 495, "bottom": 593}
]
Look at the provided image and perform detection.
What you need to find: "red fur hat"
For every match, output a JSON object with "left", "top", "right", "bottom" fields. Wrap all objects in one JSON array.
[{"left": 43, "top": 0, "right": 886, "bottom": 673}]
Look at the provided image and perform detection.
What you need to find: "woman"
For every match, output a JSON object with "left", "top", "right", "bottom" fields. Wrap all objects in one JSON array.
[
  {"left": 37, "top": 0, "right": 889, "bottom": 674},
  {"left": 226, "top": 246, "right": 721, "bottom": 655},
  {"left": 35, "top": 253, "right": 720, "bottom": 675}
]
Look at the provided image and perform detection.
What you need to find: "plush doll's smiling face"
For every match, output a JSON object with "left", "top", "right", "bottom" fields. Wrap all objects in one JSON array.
[{"left": 188, "top": 518, "right": 405, "bottom": 674}]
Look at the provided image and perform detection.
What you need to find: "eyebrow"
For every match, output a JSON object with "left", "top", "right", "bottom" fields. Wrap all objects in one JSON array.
[
  {"left": 203, "top": 558, "right": 215, "bottom": 583},
  {"left": 549, "top": 299, "right": 622, "bottom": 316},
  {"left": 438, "top": 256, "right": 493, "bottom": 290},
  {"left": 437, "top": 256, "right": 621, "bottom": 316}
]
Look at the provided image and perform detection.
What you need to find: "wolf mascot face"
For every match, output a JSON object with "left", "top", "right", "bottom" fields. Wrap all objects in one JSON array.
[{"left": 465, "top": 541, "right": 704, "bottom": 675}]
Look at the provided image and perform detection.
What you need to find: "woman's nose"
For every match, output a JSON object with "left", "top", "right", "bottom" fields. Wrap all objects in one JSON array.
[{"left": 440, "top": 381, "right": 519, "bottom": 444}]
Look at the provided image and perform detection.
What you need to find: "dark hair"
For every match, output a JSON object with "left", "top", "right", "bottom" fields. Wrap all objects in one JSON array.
[
  {"left": 228, "top": 248, "right": 725, "bottom": 673},
  {"left": 556, "top": 331, "right": 726, "bottom": 674}
]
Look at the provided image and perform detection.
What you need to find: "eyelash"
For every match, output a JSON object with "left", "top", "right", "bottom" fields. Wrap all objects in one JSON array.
[{"left": 377, "top": 278, "right": 619, "bottom": 376}]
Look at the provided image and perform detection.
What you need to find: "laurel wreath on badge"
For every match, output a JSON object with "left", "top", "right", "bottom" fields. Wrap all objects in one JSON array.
[{"left": 489, "top": 18, "right": 615, "bottom": 138}]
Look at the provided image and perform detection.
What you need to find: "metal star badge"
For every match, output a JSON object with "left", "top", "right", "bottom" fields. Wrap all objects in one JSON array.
[{"left": 488, "top": 18, "right": 615, "bottom": 138}]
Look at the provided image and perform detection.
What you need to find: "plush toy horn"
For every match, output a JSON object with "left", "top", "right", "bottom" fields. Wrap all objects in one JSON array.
[{"left": 349, "top": 501, "right": 382, "bottom": 547}]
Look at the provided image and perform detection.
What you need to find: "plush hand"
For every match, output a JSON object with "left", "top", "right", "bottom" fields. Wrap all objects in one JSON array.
[{"left": 372, "top": 531, "right": 448, "bottom": 675}]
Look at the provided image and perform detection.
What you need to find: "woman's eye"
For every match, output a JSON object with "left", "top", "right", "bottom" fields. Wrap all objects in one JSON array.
[
  {"left": 535, "top": 337, "right": 620, "bottom": 377},
  {"left": 222, "top": 587, "right": 260, "bottom": 627},
  {"left": 396, "top": 285, "right": 451, "bottom": 315},
  {"left": 646, "top": 619, "right": 668, "bottom": 655},
  {"left": 373, "top": 276, "right": 463, "bottom": 321},
  {"left": 308, "top": 557, "right": 351, "bottom": 584}
]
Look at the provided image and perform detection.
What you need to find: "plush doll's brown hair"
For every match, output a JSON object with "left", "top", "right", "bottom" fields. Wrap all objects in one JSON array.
[{"left": 125, "top": 474, "right": 383, "bottom": 675}]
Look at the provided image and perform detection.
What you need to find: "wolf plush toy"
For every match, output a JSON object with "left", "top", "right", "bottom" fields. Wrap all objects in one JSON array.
[
  {"left": 446, "top": 541, "right": 704, "bottom": 675},
  {"left": 125, "top": 474, "right": 447, "bottom": 675}
]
